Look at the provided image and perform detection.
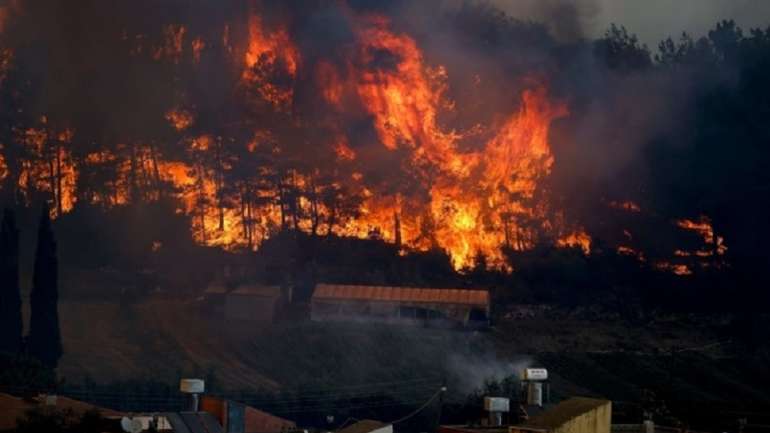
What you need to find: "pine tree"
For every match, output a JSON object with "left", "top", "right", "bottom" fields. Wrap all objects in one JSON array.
[
  {"left": 28, "top": 205, "right": 62, "bottom": 368},
  {"left": 0, "top": 209, "right": 23, "bottom": 354}
]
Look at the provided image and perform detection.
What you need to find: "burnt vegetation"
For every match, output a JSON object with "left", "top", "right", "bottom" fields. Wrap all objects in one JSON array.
[{"left": 0, "top": 3, "right": 768, "bottom": 315}]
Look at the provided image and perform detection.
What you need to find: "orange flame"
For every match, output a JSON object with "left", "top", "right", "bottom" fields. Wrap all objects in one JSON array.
[
  {"left": 677, "top": 216, "right": 727, "bottom": 256},
  {"left": 165, "top": 109, "right": 194, "bottom": 131},
  {"left": 242, "top": 13, "right": 299, "bottom": 108}
]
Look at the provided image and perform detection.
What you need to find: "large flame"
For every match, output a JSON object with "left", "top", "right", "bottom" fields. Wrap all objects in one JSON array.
[
  {"left": 156, "top": 13, "right": 572, "bottom": 269},
  {"left": 242, "top": 12, "right": 299, "bottom": 108},
  {"left": 333, "top": 16, "right": 570, "bottom": 268},
  {"left": 0, "top": 7, "right": 584, "bottom": 270}
]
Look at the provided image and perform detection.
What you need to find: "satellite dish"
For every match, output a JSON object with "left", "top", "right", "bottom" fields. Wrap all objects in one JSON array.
[{"left": 120, "top": 417, "right": 143, "bottom": 433}]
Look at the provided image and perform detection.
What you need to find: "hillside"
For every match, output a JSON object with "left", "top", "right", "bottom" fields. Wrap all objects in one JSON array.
[{"left": 51, "top": 298, "right": 769, "bottom": 398}]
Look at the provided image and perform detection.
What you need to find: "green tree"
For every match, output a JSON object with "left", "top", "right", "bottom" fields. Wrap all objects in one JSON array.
[
  {"left": 27, "top": 205, "right": 63, "bottom": 369},
  {"left": 594, "top": 24, "right": 652, "bottom": 72},
  {"left": 0, "top": 208, "right": 23, "bottom": 354}
]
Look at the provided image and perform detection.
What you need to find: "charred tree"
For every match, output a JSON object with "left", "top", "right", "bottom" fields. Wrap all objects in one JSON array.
[
  {"left": 27, "top": 205, "right": 62, "bottom": 369},
  {"left": 0, "top": 209, "right": 23, "bottom": 354}
]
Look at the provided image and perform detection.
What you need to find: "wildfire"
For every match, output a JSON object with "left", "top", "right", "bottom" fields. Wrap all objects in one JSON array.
[
  {"left": 15, "top": 125, "right": 77, "bottom": 218},
  {"left": 656, "top": 262, "right": 693, "bottom": 276},
  {"left": 676, "top": 216, "right": 727, "bottom": 256},
  {"left": 242, "top": 12, "right": 299, "bottom": 108},
  {"left": 609, "top": 200, "right": 641, "bottom": 212},
  {"left": 159, "top": 12, "right": 571, "bottom": 269},
  {"left": 316, "top": 61, "right": 344, "bottom": 107},
  {"left": 0, "top": 48, "right": 11, "bottom": 87},
  {"left": 331, "top": 16, "right": 569, "bottom": 268},
  {"left": 166, "top": 109, "right": 194, "bottom": 131},
  {"left": 617, "top": 245, "right": 646, "bottom": 261},
  {"left": 154, "top": 24, "right": 186, "bottom": 63},
  {"left": 0, "top": 146, "right": 7, "bottom": 182},
  {"left": 558, "top": 230, "right": 592, "bottom": 254},
  {"left": 0, "top": 6, "right": 582, "bottom": 270}
]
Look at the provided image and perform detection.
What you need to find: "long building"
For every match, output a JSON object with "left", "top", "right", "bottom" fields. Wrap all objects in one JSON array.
[{"left": 310, "top": 284, "right": 491, "bottom": 328}]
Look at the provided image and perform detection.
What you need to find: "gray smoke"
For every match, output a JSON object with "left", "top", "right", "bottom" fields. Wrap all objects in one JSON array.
[{"left": 446, "top": 351, "right": 533, "bottom": 395}]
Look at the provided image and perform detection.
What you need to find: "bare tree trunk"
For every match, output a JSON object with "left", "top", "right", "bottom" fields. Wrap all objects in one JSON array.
[
  {"left": 215, "top": 138, "right": 225, "bottom": 231},
  {"left": 394, "top": 212, "right": 402, "bottom": 249},
  {"left": 246, "top": 196, "right": 253, "bottom": 249},
  {"left": 309, "top": 181, "right": 319, "bottom": 237},
  {"left": 326, "top": 207, "right": 337, "bottom": 238},
  {"left": 240, "top": 185, "right": 248, "bottom": 243},
  {"left": 129, "top": 143, "right": 138, "bottom": 203},
  {"left": 277, "top": 177, "right": 287, "bottom": 230},
  {"left": 55, "top": 141, "right": 63, "bottom": 216},
  {"left": 45, "top": 133, "right": 57, "bottom": 214},
  {"left": 290, "top": 173, "right": 299, "bottom": 231},
  {"left": 139, "top": 149, "right": 152, "bottom": 202},
  {"left": 218, "top": 197, "right": 225, "bottom": 231},
  {"left": 503, "top": 218, "right": 509, "bottom": 249},
  {"left": 149, "top": 142, "right": 162, "bottom": 199},
  {"left": 196, "top": 164, "right": 207, "bottom": 243}
]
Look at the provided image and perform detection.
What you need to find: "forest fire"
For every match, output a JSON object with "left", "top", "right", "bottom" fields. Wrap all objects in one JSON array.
[
  {"left": 0, "top": 1, "right": 733, "bottom": 273},
  {"left": 676, "top": 216, "right": 727, "bottom": 257},
  {"left": 6, "top": 5, "right": 770, "bottom": 432},
  {"left": 151, "top": 10, "right": 573, "bottom": 269},
  {"left": 242, "top": 12, "right": 299, "bottom": 108}
]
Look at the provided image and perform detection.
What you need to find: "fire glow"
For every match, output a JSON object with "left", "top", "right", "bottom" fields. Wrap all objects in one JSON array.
[
  {"left": 121, "top": 10, "right": 569, "bottom": 270},
  {"left": 0, "top": 6, "right": 618, "bottom": 270}
]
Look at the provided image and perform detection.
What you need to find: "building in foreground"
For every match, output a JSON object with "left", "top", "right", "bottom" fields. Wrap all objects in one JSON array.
[
  {"left": 0, "top": 392, "right": 124, "bottom": 431},
  {"left": 337, "top": 419, "right": 393, "bottom": 433},
  {"left": 201, "top": 395, "right": 297, "bottom": 433},
  {"left": 440, "top": 397, "right": 611, "bottom": 433},
  {"left": 311, "top": 284, "right": 490, "bottom": 328},
  {"left": 510, "top": 397, "right": 611, "bottom": 433},
  {"left": 204, "top": 284, "right": 286, "bottom": 322}
]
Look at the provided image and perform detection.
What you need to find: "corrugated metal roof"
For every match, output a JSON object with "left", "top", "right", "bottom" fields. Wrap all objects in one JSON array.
[
  {"left": 230, "top": 285, "right": 281, "bottom": 297},
  {"left": 312, "top": 284, "right": 489, "bottom": 307}
]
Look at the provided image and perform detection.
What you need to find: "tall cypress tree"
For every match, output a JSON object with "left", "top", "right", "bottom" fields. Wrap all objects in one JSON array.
[
  {"left": 28, "top": 206, "right": 62, "bottom": 369},
  {"left": 0, "top": 209, "right": 23, "bottom": 354}
]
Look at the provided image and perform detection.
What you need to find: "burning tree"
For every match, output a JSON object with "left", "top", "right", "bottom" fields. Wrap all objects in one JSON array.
[{"left": 1, "top": 1, "right": 764, "bottom": 284}]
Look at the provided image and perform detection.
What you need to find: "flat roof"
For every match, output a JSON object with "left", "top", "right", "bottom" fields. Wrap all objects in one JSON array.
[
  {"left": 518, "top": 397, "right": 610, "bottom": 430},
  {"left": 313, "top": 284, "right": 489, "bottom": 307}
]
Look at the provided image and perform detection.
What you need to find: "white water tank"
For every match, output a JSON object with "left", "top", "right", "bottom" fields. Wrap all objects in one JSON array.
[
  {"left": 523, "top": 368, "right": 548, "bottom": 381},
  {"left": 180, "top": 379, "right": 205, "bottom": 394},
  {"left": 483, "top": 397, "right": 510, "bottom": 412},
  {"left": 527, "top": 382, "right": 543, "bottom": 406},
  {"left": 180, "top": 378, "right": 205, "bottom": 412}
]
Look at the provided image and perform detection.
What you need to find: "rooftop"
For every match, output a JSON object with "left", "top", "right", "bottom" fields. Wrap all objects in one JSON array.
[
  {"left": 0, "top": 392, "right": 124, "bottom": 431},
  {"left": 518, "top": 397, "right": 610, "bottom": 430},
  {"left": 313, "top": 284, "right": 490, "bottom": 307},
  {"left": 163, "top": 411, "right": 224, "bottom": 433},
  {"left": 230, "top": 285, "right": 282, "bottom": 297},
  {"left": 337, "top": 419, "right": 391, "bottom": 433}
]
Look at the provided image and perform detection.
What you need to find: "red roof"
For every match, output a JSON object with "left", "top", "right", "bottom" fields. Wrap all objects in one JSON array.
[
  {"left": 201, "top": 396, "right": 295, "bottom": 433},
  {"left": 0, "top": 393, "right": 123, "bottom": 431},
  {"left": 312, "top": 284, "right": 489, "bottom": 307}
]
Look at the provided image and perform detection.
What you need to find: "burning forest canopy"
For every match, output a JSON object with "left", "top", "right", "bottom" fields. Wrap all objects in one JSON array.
[{"left": 1, "top": 0, "right": 770, "bottom": 294}]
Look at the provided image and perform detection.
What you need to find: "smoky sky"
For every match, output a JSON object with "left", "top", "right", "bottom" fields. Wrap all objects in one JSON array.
[{"left": 491, "top": 0, "right": 770, "bottom": 45}]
